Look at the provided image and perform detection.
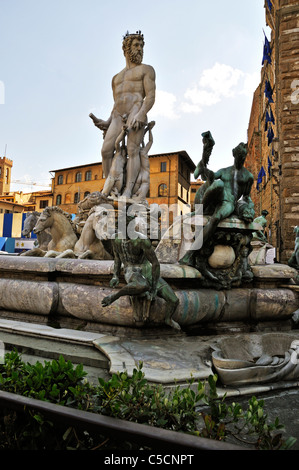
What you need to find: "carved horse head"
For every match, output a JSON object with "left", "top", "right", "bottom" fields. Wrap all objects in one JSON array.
[
  {"left": 89, "top": 205, "right": 116, "bottom": 241},
  {"left": 22, "top": 211, "right": 40, "bottom": 238},
  {"left": 33, "top": 206, "right": 77, "bottom": 252}
]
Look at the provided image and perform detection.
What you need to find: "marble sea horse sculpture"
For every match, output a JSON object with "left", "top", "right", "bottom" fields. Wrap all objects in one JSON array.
[
  {"left": 55, "top": 205, "right": 114, "bottom": 260},
  {"left": 22, "top": 206, "right": 78, "bottom": 257},
  {"left": 73, "top": 191, "right": 114, "bottom": 234},
  {"left": 21, "top": 211, "right": 52, "bottom": 251}
]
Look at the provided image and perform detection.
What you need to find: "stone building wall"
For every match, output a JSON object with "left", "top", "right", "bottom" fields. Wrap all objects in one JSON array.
[
  {"left": 51, "top": 151, "right": 195, "bottom": 217},
  {"left": 246, "top": 0, "right": 299, "bottom": 263},
  {"left": 52, "top": 162, "right": 103, "bottom": 214}
]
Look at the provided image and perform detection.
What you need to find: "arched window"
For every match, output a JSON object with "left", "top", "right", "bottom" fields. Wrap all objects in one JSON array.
[
  {"left": 5, "top": 168, "right": 9, "bottom": 184},
  {"left": 84, "top": 191, "right": 90, "bottom": 198},
  {"left": 57, "top": 175, "right": 63, "bottom": 185},
  {"left": 75, "top": 172, "right": 82, "bottom": 183},
  {"left": 74, "top": 192, "right": 80, "bottom": 203},
  {"left": 85, "top": 170, "right": 92, "bottom": 181},
  {"left": 56, "top": 194, "right": 62, "bottom": 205},
  {"left": 158, "top": 183, "right": 167, "bottom": 197}
]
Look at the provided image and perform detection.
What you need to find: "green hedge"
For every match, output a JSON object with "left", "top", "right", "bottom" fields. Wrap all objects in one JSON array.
[{"left": 0, "top": 350, "right": 296, "bottom": 450}]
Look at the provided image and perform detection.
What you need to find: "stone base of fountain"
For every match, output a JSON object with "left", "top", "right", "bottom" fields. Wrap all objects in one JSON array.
[{"left": 0, "top": 255, "right": 297, "bottom": 335}]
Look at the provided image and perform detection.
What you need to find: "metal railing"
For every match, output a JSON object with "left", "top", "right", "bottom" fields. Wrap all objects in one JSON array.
[{"left": 0, "top": 390, "right": 245, "bottom": 451}]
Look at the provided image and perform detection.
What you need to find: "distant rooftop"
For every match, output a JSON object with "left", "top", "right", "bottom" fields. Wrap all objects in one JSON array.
[
  {"left": 50, "top": 150, "right": 196, "bottom": 173},
  {"left": 50, "top": 161, "right": 101, "bottom": 173},
  {"left": 149, "top": 150, "right": 196, "bottom": 171}
]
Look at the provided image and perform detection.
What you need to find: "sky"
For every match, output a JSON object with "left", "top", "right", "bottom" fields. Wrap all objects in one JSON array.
[{"left": 0, "top": 0, "right": 270, "bottom": 193}]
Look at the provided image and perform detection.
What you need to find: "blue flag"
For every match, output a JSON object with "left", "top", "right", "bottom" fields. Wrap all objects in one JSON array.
[
  {"left": 256, "top": 166, "right": 266, "bottom": 190},
  {"left": 265, "top": 80, "right": 274, "bottom": 103},
  {"left": 266, "top": 0, "right": 273, "bottom": 12},
  {"left": 267, "top": 127, "right": 275, "bottom": 145},
  {"left": 265, "top": 107, "right": 275, "bottom": 131},
  {"left": 262, "top": 33, "right": 272, "bottom": 65},
  {"left": 268, "top": 107, "right": 275, "bottom": 124},
  {"left": 268, "top": 156, "right": 272, "bottom": 176}
]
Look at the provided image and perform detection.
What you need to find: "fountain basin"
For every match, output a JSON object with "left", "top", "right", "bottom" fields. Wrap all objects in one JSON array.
[{"left": 212, "top": 333, "right": 299, "bottom": 386}]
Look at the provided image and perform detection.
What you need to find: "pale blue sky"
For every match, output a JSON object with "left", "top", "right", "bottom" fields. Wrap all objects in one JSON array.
[{"left": 0, "top": 0, "right": 269, "bottom": 192}]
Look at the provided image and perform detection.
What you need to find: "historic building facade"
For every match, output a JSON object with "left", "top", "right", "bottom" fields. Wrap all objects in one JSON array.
[
  {"left": 0, "top": 157, "right": 13, "bottom": 195},
  {"left": 246, "top": 0, "right": 299, "bottom": 262},
  {"left": 51, "top": 151, "right": 196, "bottom": 218},
  {"left": 0, "top": 155, "right": 53, "bottom": 213},
  {"left": 0, "top": 190, "right": 53, "bottom": 213}
]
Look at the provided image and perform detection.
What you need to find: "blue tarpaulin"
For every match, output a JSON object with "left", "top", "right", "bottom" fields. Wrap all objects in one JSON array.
[
  {"left": 2, "top": 213, "right": 13, "bottom": 237},
  {"left": 0, "top": 237, "right": 6, "bottom": 251},
  {"left": 4, "top": 238, "right": 15, "bottom": 253}
]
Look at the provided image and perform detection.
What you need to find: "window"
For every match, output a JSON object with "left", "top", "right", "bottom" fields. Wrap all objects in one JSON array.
[
  {"left": 160, "top": 162, "right": 167, "bottom": 172},
  {"left": 39, "top": 200, "right": 48, "bottom": 209},
  {"left": 74, "top": 192, "right": 80, "bottom": 203},
  {"left": 158, "top": 184, "right": 167, "bottom": 197},
  {"left": 56, "top": 195, "right": 62, "bottom": 205},
  {"left": 75, "top": 172, "right": 82, "bottom": 182},
  {"left": 5, "top": 168, "right": 9, "bottom": 184},
  {"left": 85, "top": 170, "right": 92, "bottom": 181},
  {"left": 84, "top": 191, "right": 90, "bottom": 198},
  {"left": 57, "top": 175, "right": 63, "bottom": 185}
]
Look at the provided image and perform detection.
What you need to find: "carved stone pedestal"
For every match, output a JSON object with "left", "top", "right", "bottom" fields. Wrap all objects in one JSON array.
[{"left": 156, "top": 215, "right": 262, "bottom": 289}]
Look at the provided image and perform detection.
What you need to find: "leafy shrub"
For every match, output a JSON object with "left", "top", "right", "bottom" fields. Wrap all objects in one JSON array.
[
  {"left": 96, "top": 367, "right": 204, "bottom": 432},
  {"left": 0, "top": 350, "right": 92, "bottom": 408},
  {"left": 0, "top": 350, "right": 296, "bottom": 450}
]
